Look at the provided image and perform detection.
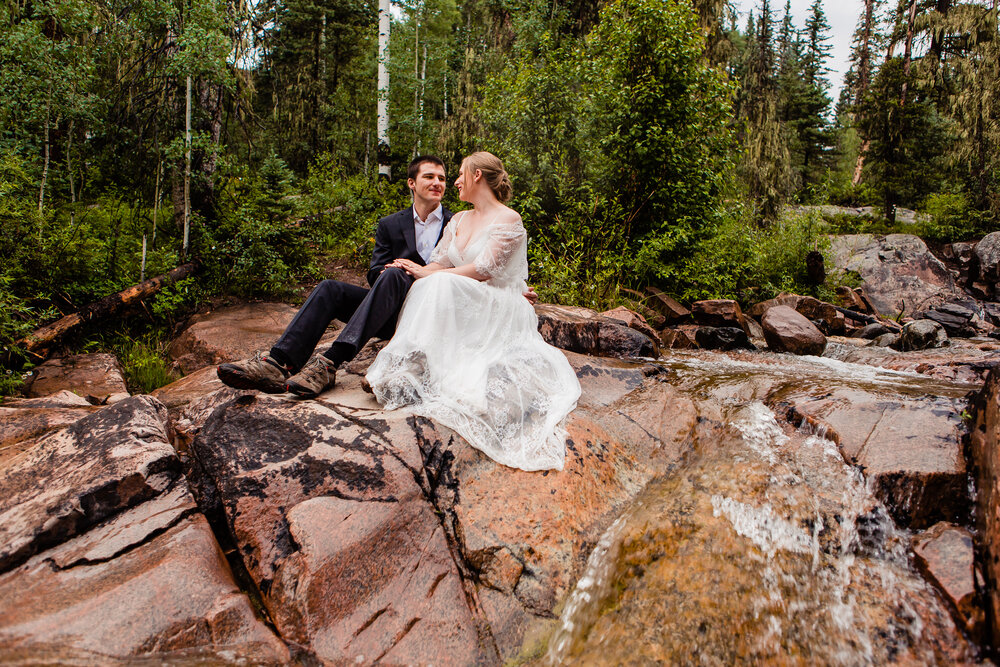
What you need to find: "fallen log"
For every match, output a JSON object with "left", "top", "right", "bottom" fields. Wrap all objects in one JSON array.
[
  {"left": 18, "top": 262, "right": 198, "bottom": 357},
  {"left": 832, "top": 305, "right": 903, "bottom": 331}
]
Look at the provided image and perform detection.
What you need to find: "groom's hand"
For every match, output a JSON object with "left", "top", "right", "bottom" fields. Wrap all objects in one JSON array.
[
  {"left": 387, "top": 258, "right": 432, "bottom": 279},
  {"left": 523, "top": 286, "right": 538, "bottom": 305}
]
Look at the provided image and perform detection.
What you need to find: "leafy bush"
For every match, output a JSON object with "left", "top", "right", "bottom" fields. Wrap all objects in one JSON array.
[
  {"left": 675, "top": 208, "right": 832, "bottom": 305},
  {"left": 917, "top": 192, "right": 990, "bottom": 242}
]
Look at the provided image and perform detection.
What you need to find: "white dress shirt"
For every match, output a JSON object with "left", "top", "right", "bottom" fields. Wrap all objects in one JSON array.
[{"left": 413, "top": 204, "right": 445, "bottom": 263}]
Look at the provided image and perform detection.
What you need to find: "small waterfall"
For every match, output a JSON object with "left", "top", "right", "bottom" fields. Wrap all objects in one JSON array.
[{"left": 547, "top": 388, "right": 970, "bottom": 664}]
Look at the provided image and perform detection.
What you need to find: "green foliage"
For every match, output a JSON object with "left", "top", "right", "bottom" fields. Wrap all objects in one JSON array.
[
  {"left": 676, "top": 208, "right": 832, "bottom": 304},
  {"left": 916, "top": 192, "right": 990, "bottom": 242},
  {"left": 302, "top": 154, "right": 411, "bottom": 266},
  {"left": 111, "top": 333, "right": 178, "bottom": 394}
]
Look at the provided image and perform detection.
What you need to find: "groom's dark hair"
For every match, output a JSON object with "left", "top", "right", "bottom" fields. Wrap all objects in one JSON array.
[{"left": 407, "top": 155, "right": 445, "bottom": 180}]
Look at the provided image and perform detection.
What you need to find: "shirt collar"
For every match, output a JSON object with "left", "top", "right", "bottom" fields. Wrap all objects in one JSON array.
[{"left": 413, "top": 204, "right": 443, "bottom": 226}]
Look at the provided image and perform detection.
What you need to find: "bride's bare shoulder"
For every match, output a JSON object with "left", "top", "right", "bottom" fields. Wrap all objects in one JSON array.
[{"left": 496, "top": 207, "right": 524, "bottom": 226}]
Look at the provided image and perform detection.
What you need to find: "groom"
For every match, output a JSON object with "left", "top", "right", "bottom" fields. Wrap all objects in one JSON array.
[{"left": 217, "top": 155, "right": 452, "bottom": 398}]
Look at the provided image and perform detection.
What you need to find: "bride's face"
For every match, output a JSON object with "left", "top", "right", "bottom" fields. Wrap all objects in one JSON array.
[{"left": 454, "top": 161, "right": 479, "bottom": 202}]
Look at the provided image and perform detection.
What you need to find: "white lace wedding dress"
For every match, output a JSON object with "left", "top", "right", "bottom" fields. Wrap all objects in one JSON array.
[{"left": 365, "top": 213, "right": 581, "bottom": 471}]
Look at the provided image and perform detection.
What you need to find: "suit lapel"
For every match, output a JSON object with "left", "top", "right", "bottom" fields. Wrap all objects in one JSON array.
[{"left": 400, "top": 206, "right": 418, "bottom": 258}]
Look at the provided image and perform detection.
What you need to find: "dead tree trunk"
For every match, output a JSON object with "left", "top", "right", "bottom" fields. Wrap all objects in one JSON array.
[{"left": 19, "top": 263, "right": 198, "bottom": 357}]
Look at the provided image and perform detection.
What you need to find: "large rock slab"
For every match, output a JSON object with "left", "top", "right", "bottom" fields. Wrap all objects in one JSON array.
[
  {"left": 0, "top": 396, "right": 180, "bottom": 573},
  {"left": 535, "top": 303, "right": 658, "bottom": 358},
  {"left": 825, "top": 337, "right": 1000, "bottom": 385},
  {"left": 168, "top": 302, "right": 340, "bottom": 374},
  {"left": 0, "top": 482, "right": 288, "bottom": 663},
  {"left": 974, "top": 231, "right": 1000, "bottom": 294},
  {"left": 26, "top": 353, "right": 129, "bottom": 403},
  {"left": 749, "top": 293, "right": 845, "bottom": 335},
  {"left": 828, "top": 234, "right": 968, "bottom": 317},
  {"left": 0, "top": 391, "right": 98, "bottom": 457},
  {"left": 188, "top": 354, "right": 694, "bottom": 663},
  {"left": 775, "top": 387, "right": 966, "bottom": 529}
]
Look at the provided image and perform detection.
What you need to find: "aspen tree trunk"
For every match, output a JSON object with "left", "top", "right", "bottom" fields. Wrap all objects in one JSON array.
[
  {"left": 416, "top": 44, "right": 427, "bottom": 154},
  {"left": 66, "top": 119, "right": 76, "bottom": 204},
  {"left": 377, "top": 0, "right": 391, "bottom": 179},
  {"left": 183, "top": 75, "right": 192, "bottom": 259},
  {"left": 152, "top": 157, "right": 162, "bottom": 250},
  {"left": 900, "top": 0, "right": 918, "bottom": 106},
  {"left": 38, "top": 98, "right": 51, "bottom": 222},
  {"left": 852, "top": 0, "right": 877, "bottom": 185}
]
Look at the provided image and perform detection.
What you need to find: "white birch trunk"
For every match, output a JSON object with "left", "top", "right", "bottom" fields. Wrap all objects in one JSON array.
[
  {"left": 377, "top": 0, "right": 391, "bottom": 179},
  {"left": 38, "top": 98, "right": 51, "bottom": 222}
]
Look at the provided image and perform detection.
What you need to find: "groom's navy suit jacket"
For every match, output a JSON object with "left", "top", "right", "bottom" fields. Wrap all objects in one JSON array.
[{"left": 367, "top": 206, "right": 455, "bottom": 287}]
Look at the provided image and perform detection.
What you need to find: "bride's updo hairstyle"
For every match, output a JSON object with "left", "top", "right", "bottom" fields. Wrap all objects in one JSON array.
[{"left": 464, "top": 151, "right": 513, "bottom": 203}]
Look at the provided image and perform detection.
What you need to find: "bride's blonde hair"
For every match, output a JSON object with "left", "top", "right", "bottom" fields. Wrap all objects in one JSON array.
[{"left": 463, "top": 151, "right": 513, "bottom": 203}]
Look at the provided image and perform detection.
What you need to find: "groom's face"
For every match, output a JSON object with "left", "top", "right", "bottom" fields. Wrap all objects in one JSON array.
[{"left": 409, "top": 162, "right": 447, "bottom": 208}]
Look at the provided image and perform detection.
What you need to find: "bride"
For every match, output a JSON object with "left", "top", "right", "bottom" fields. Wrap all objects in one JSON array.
[{"left": 365, "top": 152, "right": 581, "bottom": 471}]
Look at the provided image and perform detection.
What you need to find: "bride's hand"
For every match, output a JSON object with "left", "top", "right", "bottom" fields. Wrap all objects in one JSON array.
[{"left": 388, "top": 258, "right": 432, "bottom": 279}]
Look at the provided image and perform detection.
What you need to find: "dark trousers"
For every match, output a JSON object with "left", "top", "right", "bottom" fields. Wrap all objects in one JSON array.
[{"left": 270, "top": 267, "right": 414, "bottom": 370}]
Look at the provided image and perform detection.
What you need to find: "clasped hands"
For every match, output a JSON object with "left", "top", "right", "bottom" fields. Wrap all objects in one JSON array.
[{"left": 383, "top": 259, "right": 539, "bottom": 304}]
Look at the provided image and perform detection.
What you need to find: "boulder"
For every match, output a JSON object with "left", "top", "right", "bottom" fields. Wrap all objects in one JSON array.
[
  {"left": 535, "top": 304, "right": 658, "bottom": 358},
  {"left": 828, "top": 234, "right": 967, "bottom": 317},
  {"left": 836, "top": 286, "right": 873, "bottom": 314},
  {"left": 167, "top": 302, "right": 338, "bottom": 374},
  {"left": 910, "top": 522, "right": 984, "bottom": 642},
  {"left": 872, "top": 332, "right": 900, "bottom": 348},
  {"left": 974, "top": 231, "right": 1000, "bottom": 293},
  {"left": 749, "top": 294, "right": 845, "bottom": 335},
  {"left": 1, "top": 392, "right": 98, "bottom": 455},
  {"left": 778, "top": 388, "right": 967, "bottom": 529},
  {"left": 26, "top": 353, "right": 129, "bottom": 403},
  {"left": 761, "top": 306, "right": 827, "bottom": 356},
  {"left": 690, "top": 299, "right": 749, "bottom": 334},
  {"left": 0, "top": 396, "right": 180, "bottom": 572},
  {"left": 694, "top": 326, "right": 755, "bottom": 351},
  {"left": 968, "top": 368, "right": 1000, "bottom": 646},
  {"left": 600, "top": 306, "right": 659, "bottom": 342},
  {"left": 659, "top": 327, "right": 697, "bottom": 350},
  {"left": 898, "top": 319, "right": 948, "bottom": 351},
  {"left": 644, "top": 287, "right": 690, "bottom": 324},
  {"left": 187, "top": 354, "right": 696, "bottom": 663}
]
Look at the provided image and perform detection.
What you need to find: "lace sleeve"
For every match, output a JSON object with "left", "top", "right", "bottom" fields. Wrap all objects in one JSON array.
[
  {"left": 473, "top": 219, "right": 527, "bottom": 279},
  {"left": 429, "top": 217, "right": 456, "bottom": 268}
]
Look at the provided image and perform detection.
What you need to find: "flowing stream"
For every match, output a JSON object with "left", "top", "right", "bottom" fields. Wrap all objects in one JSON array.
[{"left": 546, "top": 348, "right": 980, "bottom": 665}]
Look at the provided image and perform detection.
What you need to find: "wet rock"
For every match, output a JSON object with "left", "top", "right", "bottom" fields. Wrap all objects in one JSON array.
[
  {"left": 872, "top": 332, "right": 900, "bottom": 348},
  {"left": 967, "top": 368, "right": 1000, "bottom": 645},
  {"left": 547, "top": 405, "right": 977, "bottom": 665},
  {"left": 167, "top": 302, "right": 338, "bottom": 375},
  {"left": 777, "top": 388, "right": 966, "bottom": 529},
  {"left": 535, "top": 304, "right": 658, "bottom": 358},
  {"left": 644, "top": 287, "right": 690, "bottom": 324},
  {"left": 600, "top": 306, "right": 658, "bottom": 342},
  {"left": 658, "top": 327, "right": 697, "bottom": 350},
  {"left": 0, "top": 396, "right": 179, "bottom": 573},
  {"left": 694, "top": 326, "right": 755, "bottom": 351},
  {"left": 26, "top": 353, "right": 129, "bottom": 403},
  {"left": 911, "top": 522, "right": 984, "bottom": 641},
  {"left": 828, "top": 234, "right": 967, "bottom": 317},
  {"left": 898, "top": 319, "right": 948, "bottom": 351},
  {"left": 690, "top": 299, "right": 749, "bottom": 334},
  {"left": 761, "top": 305, "right": 827, "bottom": 356},
  {"left": 189, "top": 354, "right": 694, "bottom": 662},
  {"left": 826, "top": 338, "right": 1000, "bottom": 385}
]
